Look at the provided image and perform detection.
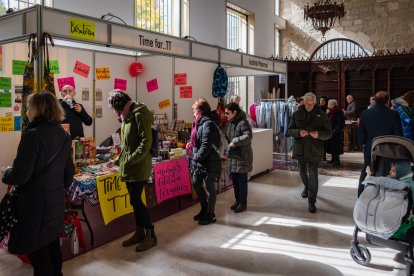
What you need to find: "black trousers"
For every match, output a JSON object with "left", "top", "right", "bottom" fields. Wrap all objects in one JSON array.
[
  {"left": 231, "top": 172, "right": 248, "bottom": 205},
  {"left": 298, "top": 161, "right": 319, "bottom": 204},
  {"left": 126, "top": 181, "right": 152, "bottom": 229},
  {"left": 27, "top": 238, "right": 62, "bottom": 276}
]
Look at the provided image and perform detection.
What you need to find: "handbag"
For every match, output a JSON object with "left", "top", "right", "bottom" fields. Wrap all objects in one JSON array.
[
  {"left": 0, "top": 187, "right": 18, "bottom": 241},
  {"left": 41, "top": 33, "right": 55, "bottom": 93}
]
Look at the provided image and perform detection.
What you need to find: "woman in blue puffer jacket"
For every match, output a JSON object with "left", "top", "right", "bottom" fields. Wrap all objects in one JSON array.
[{"left": 394, "top": 91, "right": 414, "bottom": 141}]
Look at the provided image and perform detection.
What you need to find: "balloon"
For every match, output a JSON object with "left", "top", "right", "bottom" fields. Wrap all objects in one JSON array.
[{"left": 129, "top": 62, "right": 143, "bottom": 77}]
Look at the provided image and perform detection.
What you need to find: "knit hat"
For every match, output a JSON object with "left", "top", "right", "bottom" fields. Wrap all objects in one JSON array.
[{"left": 395, "top": 160, "right": 412, "bottom": 179}]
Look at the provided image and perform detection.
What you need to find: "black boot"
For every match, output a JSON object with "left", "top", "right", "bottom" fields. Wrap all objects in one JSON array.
[
  {"left": 122, "top": 227, "right": 145, "bottom": 247},
  {"left": 193, "top": 208, "right": 207, "bottom": 221},
  {"left": 308, "top": 202, "right": 317, "bottom": 213},
  {"left": 135, "top": 225, "right": 157, "bottom": 252},
  {"left": 198, "top": 213, "right": 217, "bottom": 225},
  {"left": 301, "top": 187, "right": 308, "bottom": 198}
]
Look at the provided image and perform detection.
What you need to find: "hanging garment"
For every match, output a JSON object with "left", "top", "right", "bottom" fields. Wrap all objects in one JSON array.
[
  {"left": 41, "top": 33, "right": 55, "bottom": 93},
  {"left": 212, "top": 65, "right": 228, "bottom": 98}
]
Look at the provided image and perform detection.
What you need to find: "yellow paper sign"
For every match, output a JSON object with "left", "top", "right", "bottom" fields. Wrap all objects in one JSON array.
[
  {"left": 0, "top": 116, "right": 14, "bottom": 132},
  {"left": 70, "top": 17, "right": 96, "bottom": 40},
  {"left": 96, "top": 68, "right": 110, "bottom": 80},
  {"left": 96, "top": 173, "right": 146, "bottom": 225},
  {"left": 159, "top": 99, "right": 171, "bottom": 110}
]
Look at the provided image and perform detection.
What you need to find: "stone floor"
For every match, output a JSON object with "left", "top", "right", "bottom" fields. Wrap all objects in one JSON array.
[{"left": 0, "top": 167, "right": 407, "bottom": 276}]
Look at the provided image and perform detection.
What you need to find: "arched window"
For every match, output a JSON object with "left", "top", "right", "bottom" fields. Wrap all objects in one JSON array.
[{"left": 310, "top": 39, "right": 370, "bottom": 61}]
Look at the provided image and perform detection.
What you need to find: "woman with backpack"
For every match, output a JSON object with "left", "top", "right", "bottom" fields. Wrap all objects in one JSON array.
[
  {"left": 224, "top": 102, "right": 253, "bottom": 213},
  {"left": 187, "top": 98, "right": 221, "bottom": 225}
]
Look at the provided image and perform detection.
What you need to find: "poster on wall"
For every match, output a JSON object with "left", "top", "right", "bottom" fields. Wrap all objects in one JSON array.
[
  {"left": 114, "top": 78, "right": 127, "bottom": 91},
  {"left": 12, "top": 60, "right": 29, "bottom": 75},
  {"left": 95, "top": 105, "right": 103, "bottom": 118},
  {"left": 49, "top": 60, "right": 60, "bottom": 74},
  {"left": 158, "top": 99, "right": 171, "bottom": 110},
  {"left": 96, "top": 68, "right": 110, "bottom": 80},
  {"left": 146, "top": 78, "right": 158, "bottom": 93},
  {"left": 73, "top": 60, "right": 91, "bottom": 78},
  {"left": 70, "top": 17, "right": 96, "bottom": 41},
  {"left": 0, "top": 92, "right": 12, "bottom": 107},
  {"left": 57, "top": 77, "right": 76, "bottom": 91},
  {"left": 82, "top": 88, "right": 89, "bottom": 101},
  {"left": 0, "top": 77, "right": 12, "bottom": 90},
  {"left": 0, "top": 116, "right": 14, "bottom": 132},
  {"left": 14, "top": 116, "right": 21, "bottom": 131},
  {"left": 179, "top": 86, "right": 192, "bottom": 98},
  {"left": 95, "top": 88, "right": 103, "bottom": 101},
  {"left": 174, "top": 73, "right": 187, "bottom": 85}
]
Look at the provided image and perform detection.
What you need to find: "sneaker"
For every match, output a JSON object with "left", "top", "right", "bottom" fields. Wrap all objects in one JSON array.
[
  {"left": 230, "top": 202, "right": 239, "bottom": 210},
  {"left": 308, "top": 202, "right": 317, "bottom": 213},
  {"left": 198, "top": 215, "right": 217, "bottom": 225},
  {"left": 234, "top": 204, "right": 247, "bottom": 213},
  {"left": 301, "top": 188, "right": 308, "bottom": 199}
]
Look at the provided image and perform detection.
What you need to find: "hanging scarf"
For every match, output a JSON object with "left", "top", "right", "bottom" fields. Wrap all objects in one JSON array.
[
  {"left": 328, "top": 106, "right": 342, "bottom": 121},
  {"left": 190, "top": 116, "right": 202, "bottom": 150}
]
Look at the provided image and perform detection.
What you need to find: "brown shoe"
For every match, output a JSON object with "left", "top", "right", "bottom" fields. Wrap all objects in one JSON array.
[
  {"left": 230, "top": 202, "right": 239, "bottom": 210},
  {"left": 234, "top": 204, "right": 247, "bottom": 213},
  {"left": 122, "top": 227, "right": 145, "bottom": 247},
  {"left": 135, "top": 226, "right": 157, "bottom": 252}
]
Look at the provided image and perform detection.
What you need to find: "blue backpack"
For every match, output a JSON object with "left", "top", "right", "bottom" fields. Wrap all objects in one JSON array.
[{"left": 212, "top": 65, "right": 228, "bottom": 98}]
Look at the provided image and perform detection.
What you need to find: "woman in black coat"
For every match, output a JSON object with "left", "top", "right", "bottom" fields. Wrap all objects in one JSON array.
[
  {"left": 3, "top": 91, "right": 74, "bottom": 276},
  {"left": 189, "top": 98, "right": 221, "bottom": 226},
  {"left": 326, "top": 99, "right": 345, "bottom": 167}
]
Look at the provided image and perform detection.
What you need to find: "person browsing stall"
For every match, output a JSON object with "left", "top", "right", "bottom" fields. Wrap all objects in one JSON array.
[{"left": 60, "top": 84, "right": 93, "bottom": 139}]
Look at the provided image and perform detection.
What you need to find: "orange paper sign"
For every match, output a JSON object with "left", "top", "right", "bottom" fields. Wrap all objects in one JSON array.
[
  {"left": 73, "top": 60, "right": 91, "bottom": 78},
  {"left": 159, "top": 99, "right": 171, "bottom": 109},
  {"left": 179, "top": 86, "right": 192, "bottom": 98},
  {"left": 174, "top": 73, "right": 187, "bottom": 85}
]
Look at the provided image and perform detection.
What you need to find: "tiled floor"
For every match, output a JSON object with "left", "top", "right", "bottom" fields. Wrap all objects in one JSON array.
[{"left": 0, "top": 169, "right": 407, "bottom": 275}]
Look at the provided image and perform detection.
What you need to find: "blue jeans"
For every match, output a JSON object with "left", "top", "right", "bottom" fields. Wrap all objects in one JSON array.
[
  {"left": 192, "top": 172, "right": 216, "bottom": 216},
  {"left": 231, "top": 172, "right": 248, "bottom": 205},
  {"left": 298, "top": 161, "right": 319, "bottom": 204}
]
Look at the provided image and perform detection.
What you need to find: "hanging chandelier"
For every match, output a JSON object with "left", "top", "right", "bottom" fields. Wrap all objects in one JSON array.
[{"left": 304, "top": 0, "right": 345, "bottom": 41}]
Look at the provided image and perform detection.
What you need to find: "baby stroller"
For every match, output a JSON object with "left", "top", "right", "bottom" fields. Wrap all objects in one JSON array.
[{"left": 350, "top": 135, "right": 414, "bottom": 275}]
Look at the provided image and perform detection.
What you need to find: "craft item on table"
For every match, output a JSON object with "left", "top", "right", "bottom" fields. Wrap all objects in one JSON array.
[{"left": 66, "top": 178, "right": 99, "bottom": 207}]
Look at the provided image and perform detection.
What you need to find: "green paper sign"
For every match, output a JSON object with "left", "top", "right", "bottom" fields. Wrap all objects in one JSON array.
[
  {"left": 0, "top": 93, "right": 12, "bottom": 107},
  {"left": 0, "top": 77, "right": 11, "bottom": 90},
  {"left": 70, "top": 17, "right": 96, "bottom": 40},
  {"left": 49, "top": 60, "right": 60, "bottom": 74},
  {"left": 12, "top": 60, "right": 28, "bottom": 75}
]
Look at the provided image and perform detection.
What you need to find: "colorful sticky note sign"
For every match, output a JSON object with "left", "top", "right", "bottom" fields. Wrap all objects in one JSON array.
[
  {"left": 0, "top": 116, "right": 14, "bottom": 132},
  {"left": 12, "top": 60, "right": 29, "bottom": 75},
  {"left": 49, "top": 60, "right": 60, "bottom": 74},
  {"left": 14, "top": 116, "right": 21, "bottom": 131},
  {"left": 96, "top": 68, "right": 110, "bottom": 80},
  {"left": 146, "top": 78, "right": 158, "bottom": 93},
  {"left": 179, "top": 86, "right": 192, "bottom": 98},
  {"left": 73, "top": 60, "right": 91, "bottom": 78},
  {"left": 0, "top": 92, "right": 12, "bottom": 107},
  {"left": 114, "top": 78, "right": 127, "bottom": 91},
  {"left": 70, "top": 17, "right": 96, "bottom": 40},
  {"left": 159, "top": 99, "right": 171, "bottom": 110},
  {"left": 57, "top": 77, "right": 76, "bottom": 91},
  {"left": 0, "top": 77, "right": 11, "bottom": 90},
  {"left": 174, "top": 73, "right": 187, "bottom": 85}
]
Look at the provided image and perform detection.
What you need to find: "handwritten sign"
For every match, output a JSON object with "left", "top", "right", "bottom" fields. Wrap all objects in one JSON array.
[
  {"left": 0, "top": 77, "right": 11, "bottom": 90},
  {"left": 0, "top": 116, "right": 14, "bottom": 132},
  {"left": 73, "top": 60, "right": 91, "bottom": 78},
  {"left": 57, "top": 77, "right": 76, "bottom": 91},
  {"left": 146, "top": 78, "right": 158, "bottom": 93},
  {"left": 0, "top": 92, "right": 12, "bottom": 107},
  {"left": 174, "top": 73, "right": 187, "bottom": 85},
  {"left": 153, "top": 157, "right": 191, "bottom": 204},
  {"left": 12, "top": 60, "right": 29, "bottom": 75},
  {"left": 158, "top": 99, "right": 171, "bottom": 110},
  {"left": 114, "top": 78, "right": 127, "bottom": 91},
  {"left": 14, "top": 116, "right": 21, "bottom": 131},
  {"left": 49, "top": 60, "right": 60, "bottom": 74},
  {"left": 96, "top": 173, "right": 146, "bottom": 225},
  {"left": 96, "top": 68, "right": 110, "bottom": 80},
  {"left": 70, "top": 17, "right": 96, "bottom": 40},
  {"left": 179, "top": 86, "right": 192, "bottom": 98}
]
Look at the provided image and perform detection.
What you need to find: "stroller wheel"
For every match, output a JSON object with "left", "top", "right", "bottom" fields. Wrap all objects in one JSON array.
[{"left": 350, "top": 245, "right": 371, "bottom": 266}]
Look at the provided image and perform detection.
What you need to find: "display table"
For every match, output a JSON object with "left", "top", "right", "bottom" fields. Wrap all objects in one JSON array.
[{"left": 251, "top": 128, "right": 273, "bottom": 176}]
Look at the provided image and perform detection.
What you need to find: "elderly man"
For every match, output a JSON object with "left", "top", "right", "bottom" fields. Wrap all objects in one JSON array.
[
  {"left": 344, "top": 95, "right": 357, "bottom": 120},
  {"left": 60, "top": 85, "right": 93, "bottom": 139},
  {"left": 288, "top": 92, "right": 332, "bottom": 213},
  {"left": 367, "top": 96, "right": 376, "bottom": 109},
  {"left": 357, "top": 91, "right": 403, "bottom": 197}
]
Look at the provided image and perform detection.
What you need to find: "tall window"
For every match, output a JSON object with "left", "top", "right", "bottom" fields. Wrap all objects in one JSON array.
[
  {"left": 135, "top": 0, "right": 180, "bottom": 36},
  {"left": 275, "top": 0, "right": 280, "bottom": 16},
  {"left": 0, "top": 0, "right": 52, "bottom": 14},
  {"left": 275, "top": 27, "right": 280, "bottom": 58}
]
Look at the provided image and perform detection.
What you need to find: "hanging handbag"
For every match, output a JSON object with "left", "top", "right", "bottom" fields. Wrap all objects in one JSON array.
[
  {"left": 41, "top": 33, "right": 55, "bottom": 93},
  {"left": 0, "top": 187, "right": 18, "bottom": 242},
  {"left": 21, "top": 33, "right": 37, "bottom": 133}
]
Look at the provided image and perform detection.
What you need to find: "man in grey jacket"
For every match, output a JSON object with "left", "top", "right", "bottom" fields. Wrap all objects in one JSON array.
[{"left": 344, "top": 95, "right": 357, "bottom": 120}]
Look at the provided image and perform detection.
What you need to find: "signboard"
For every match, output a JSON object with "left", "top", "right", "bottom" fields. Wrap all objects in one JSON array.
[
  {"left": 70, "top": 17, "right": 96, "bottom": 40},
  {"left": 158, "top": 98, "right": 171, "bottom": 110},
  {"left": 242, "top": 55, "right": 273, "bottom": 72},
  {"left": 12, "top": 60, "right": 28, "bottom": 75},
  {"left": 174, "top": 73, "right": 187, "bottom": 85},
  {"left": 73, "top": 60, "right": 91, "bottom": 78},
  {"left": 0, "top": 116, "right": 14, "bottom": 132},
  {"left": 96, "top": 173, "right": 146, "bottom": 225},
  {"left": 49, "top": 60, "right": 60, "bottom": 74},
  {"left": 0, "top": 77, "right": 12, "bottom": 90},
  {"left": 14, "top": 116, "right": 21, "bottom": 131},
  {"left": 146, "top": 78, "right": 158, "bottom": 93},
  {"left": 0, "top": 92, "right": 12, "bottom": 107},
  {"left": 179, "top": 86, "right": 192, "bottom": 98},
  {"left": 96, "top": 68, "right": 110, "bottom": 80},
  {"left": 57, "top": 77, "right": 76, "bottom": 91},
  {"left": 153, "top": 157, "right": 191, "bottom": 204},
  {"left": 114, "top": 78, "right": 127, "bottom": 91}
]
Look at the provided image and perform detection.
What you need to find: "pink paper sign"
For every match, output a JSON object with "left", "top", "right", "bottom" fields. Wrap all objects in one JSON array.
[
  {"left": 73, "top": 60, "right": 91, "bottom": 78},
  {"left": 153, "top": 157, "right": 191, "bottom": 204},
  {"left": 114, "top": 78, "right": 127, "bottom": 91},
  {"left": 146, "top": 78, "right": 159, "bottom": 93},
  {"left": 57, "top": 77, "right": 76, "bottom": 91},
  {"left": 174, "top": 73, "right": 187, "bottom": 85},
  {"left": 179, "top": 86, "right": 192, "bottom": 98}
]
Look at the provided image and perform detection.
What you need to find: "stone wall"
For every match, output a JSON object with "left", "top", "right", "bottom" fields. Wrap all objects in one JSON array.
[{"left": 281, "top": 0, "right": 414, "bottom": 59}]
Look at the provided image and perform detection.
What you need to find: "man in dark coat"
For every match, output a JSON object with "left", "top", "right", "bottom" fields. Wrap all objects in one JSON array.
[
  {"left": 60, "top": 85, "right": 93, "bottom": 139},
  {"left": 357, "top": 91, "right": 403, "bottom": 196},
  {"left": 288, "top": 92, "right": 332, "bottom": 213}
]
